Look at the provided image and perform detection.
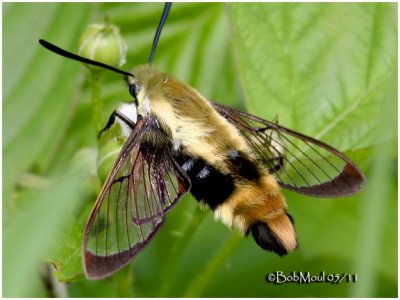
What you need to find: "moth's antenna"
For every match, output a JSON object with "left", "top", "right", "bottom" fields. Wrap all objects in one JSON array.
[
  {"left": 39, "top": 39, "right": 134, "bottom": 77},
  {"left": 148, "top": 2, "right": 172, "bottom": 65}
]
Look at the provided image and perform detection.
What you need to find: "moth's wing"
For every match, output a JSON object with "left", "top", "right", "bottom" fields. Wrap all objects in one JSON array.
[
  {"left": 212, "top": 102, "right": 366, "bottom": 197},
  {"left": 83, "top": 117, "right": 191, "bottom": 279}
]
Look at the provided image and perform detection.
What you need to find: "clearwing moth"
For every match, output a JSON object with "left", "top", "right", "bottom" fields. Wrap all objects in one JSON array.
[{"left": 39, "top": 3, "right": 366, "bottom": 279}]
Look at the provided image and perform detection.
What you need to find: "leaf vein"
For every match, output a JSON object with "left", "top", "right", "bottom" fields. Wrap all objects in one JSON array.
[{"left": 315, "top": 68, "right": 395, "bottom": 140}]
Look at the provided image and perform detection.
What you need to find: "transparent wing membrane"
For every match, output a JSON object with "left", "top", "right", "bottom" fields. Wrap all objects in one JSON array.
[
  {"left": 83, "top": 117, "right": 190, "bottom": 279},
  {"left": 212, "top": 102, "right": 365, "bottom": 197}
]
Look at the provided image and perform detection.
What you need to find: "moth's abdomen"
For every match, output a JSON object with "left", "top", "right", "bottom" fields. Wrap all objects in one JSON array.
[
  {"left": 213, "top": 172, "right": 298, "bottom": 255},
  {"left": 176, "top": 150, "right": 298, "bottom": 255}
]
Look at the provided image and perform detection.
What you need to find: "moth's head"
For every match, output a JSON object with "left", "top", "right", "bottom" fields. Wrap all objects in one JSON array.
[{"left": 126, "top": 65, "right": 167, "bottom": 107}]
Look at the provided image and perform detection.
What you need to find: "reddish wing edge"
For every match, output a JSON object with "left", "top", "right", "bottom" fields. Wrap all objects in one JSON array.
[
  {"left": 279, "top": 157, "right": 364, "bottom": 197},
  {"left": 84, "top": 220, "right": 164, "bottom": 280},
  {"left": 83, "top": 117, "right": 191, "bottom": 279},
  {"left": 212, "top": 102, "right": 366, "bottom": 197}
]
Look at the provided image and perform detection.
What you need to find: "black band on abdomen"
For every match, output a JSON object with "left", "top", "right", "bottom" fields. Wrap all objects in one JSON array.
[
  {"left": 174, "top": 155, "right": 234, "bottom": 210},
  {"left": 228, "top": 150, "right": 260, "bottom": 181}
]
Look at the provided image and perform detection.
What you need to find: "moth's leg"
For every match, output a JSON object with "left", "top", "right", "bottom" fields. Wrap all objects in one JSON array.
[
  {"left": 271, "top": 114, "right": 279, "bottom": 125},
  {"left": 267, "top": 132, "right": 285, "bottom": 173},
  {"left": 262, "top": 125, "right": 285, "bottom": 173},
  {"left": 98, "top": 103, "right": 137, "bottom": 138}
]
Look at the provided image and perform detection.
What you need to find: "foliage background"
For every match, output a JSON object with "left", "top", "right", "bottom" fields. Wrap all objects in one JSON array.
[{"left": 3, "top": 2, "right": 397, "bottom": 297}]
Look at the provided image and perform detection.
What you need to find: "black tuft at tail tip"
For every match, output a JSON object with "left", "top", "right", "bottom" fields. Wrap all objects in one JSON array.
[{"left": 250, "top": 222, "right": 288, "bottom": 256}]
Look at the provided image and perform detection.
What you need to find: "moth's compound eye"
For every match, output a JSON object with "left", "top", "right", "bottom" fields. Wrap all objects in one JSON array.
[{"left": 129, "top": 83, "right": 140, "bottom": 99}]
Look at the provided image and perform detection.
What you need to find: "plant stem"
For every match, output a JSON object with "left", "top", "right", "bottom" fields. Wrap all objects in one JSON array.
[
  {"left": 112, "top": 267, "right": 134, "bottom": 297},
  {"left": 348, "top": 81, "right": 395, "bottom": 297},
  {"left": 158, "top": 205, "right": 206, "bottom": 297},
  {"left": 183, "top": 232, "right": 242, "bottom": 297},
  {"left": 18, "top": 173, "right": 52, "bottom": 189},
  {"left": 90, "top": 71, "right": 103, "bottom": 133}
]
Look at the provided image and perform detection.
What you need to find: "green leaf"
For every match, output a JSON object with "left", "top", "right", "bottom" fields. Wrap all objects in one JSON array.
[
  {"left": 3, "top": 172, "right": 87, "bottom": 297},
  {"left": 49, "top": 217, "right": 86, "bottom": 282},
  {"left": 3, "top": 3, "right": 92, "bottom": 202},
  {"left": 230, "top": 3, "right": 397, "bottom": 150}
]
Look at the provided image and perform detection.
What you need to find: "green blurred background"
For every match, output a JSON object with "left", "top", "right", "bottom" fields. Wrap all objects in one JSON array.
[{"left": 3, "top": 2, "right": 397, "bottom": 297}]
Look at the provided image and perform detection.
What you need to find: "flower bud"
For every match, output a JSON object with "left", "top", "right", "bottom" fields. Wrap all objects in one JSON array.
[
  {"left": 97, "top": 134, "right": 126, "bottom": 183},
  {"left": 72, "top": 148, "right": 100, "bottom": 194},
  {"left": 78, "top": 23, "right": 127, "bottom": 71}
]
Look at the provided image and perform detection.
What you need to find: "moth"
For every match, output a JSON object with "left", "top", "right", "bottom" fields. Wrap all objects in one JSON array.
[{"left": 39, "top": 3, "right": 365, "bottom": 279}]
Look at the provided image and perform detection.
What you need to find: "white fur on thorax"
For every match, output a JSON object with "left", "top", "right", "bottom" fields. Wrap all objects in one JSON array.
[
  {"left": 148, "top": 97, "right": 216, "bottom": 159},
  {"left": 137, "top": 89, "right": 151, "bottom": 116},
  {"left": 117, "top": 102, "right": 137, "bottom": 137}
]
